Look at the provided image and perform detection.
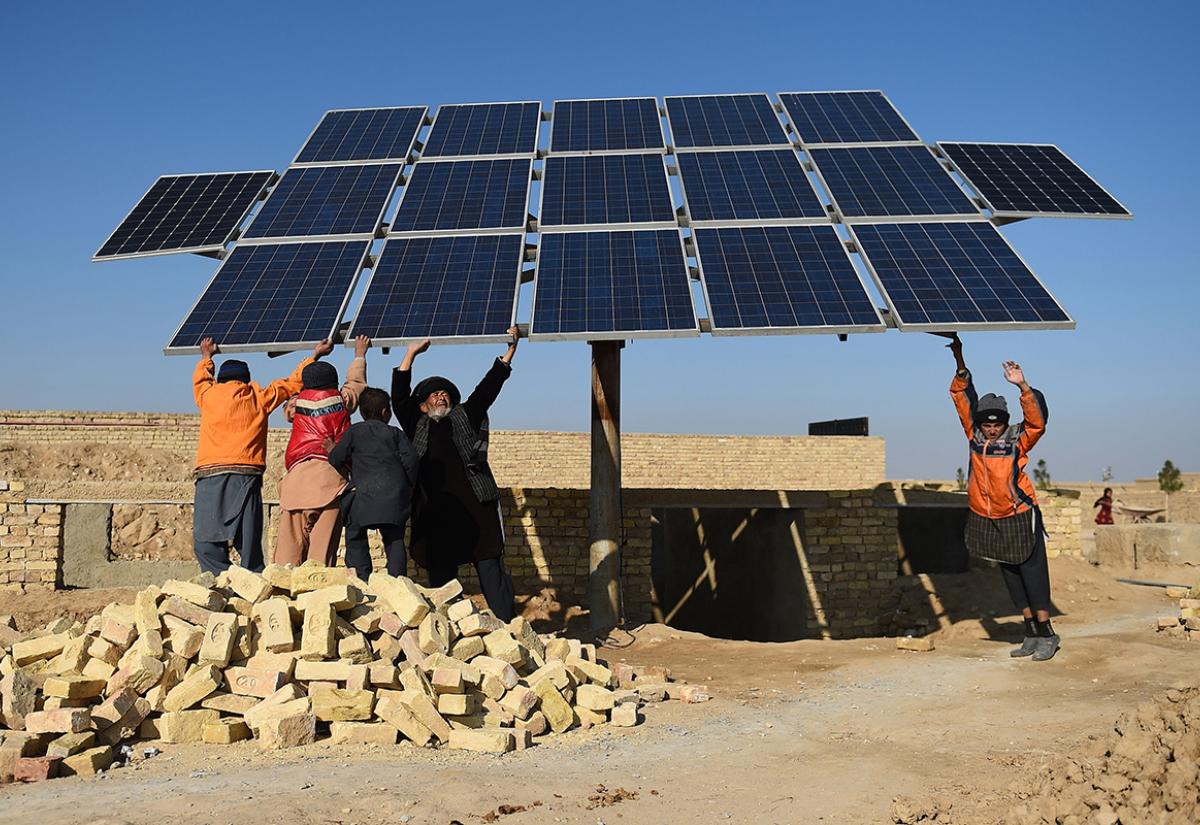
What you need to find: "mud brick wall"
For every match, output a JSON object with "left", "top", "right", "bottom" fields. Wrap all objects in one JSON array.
[
  {"left": 0, "top": 410, "right": 886, "bottom": 491},
  {"left": 803, "top": 491, "right": 900, "bottom": 638},
  {"left": 1039, "top": 491, "right": 1083, "bottom": 560},
  {"left": 0, "top": 482, "right": 64, "bottom": 591}
]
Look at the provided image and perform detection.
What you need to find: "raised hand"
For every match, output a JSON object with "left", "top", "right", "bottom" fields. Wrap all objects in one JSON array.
[
  {"left": 200, "top": 337, "right": 219, "bottom": 358},
  {"left": 407, "top": 339, "right": 432, "bottom": 357},
  {"left": 312, "top": 339, "right": 334, "bottom": 359},
  {"left": 354, "top": 335, "right": 371, "bottom": 358},
  {"left": 501, "top": 325, "right": 520, "bottom": 364},
  {"left": 1002, "top": 360, "right": 1027, "bottom": 387}
]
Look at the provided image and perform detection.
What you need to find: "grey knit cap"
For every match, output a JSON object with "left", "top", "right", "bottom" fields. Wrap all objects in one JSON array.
[{"left": 975, "top": 393, "right": 1009, "bottom": 425}]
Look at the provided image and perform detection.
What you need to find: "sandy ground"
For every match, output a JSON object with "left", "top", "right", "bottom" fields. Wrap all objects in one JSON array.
[{"left": 1, "top": 559, "right": 1196, "bottom": 825}]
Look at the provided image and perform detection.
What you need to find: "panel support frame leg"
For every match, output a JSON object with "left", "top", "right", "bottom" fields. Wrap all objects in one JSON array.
[{"left": 589, "top": 340, "right": 623, "bottom": 631}]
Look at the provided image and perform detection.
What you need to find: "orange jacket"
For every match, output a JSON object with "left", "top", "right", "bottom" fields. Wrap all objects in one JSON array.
[
  {"left": 193, "top": 356, "right": 313, "bottom": 472},
  {"left": 951, "top": 369, "right": 1046, "bottom": 519}
]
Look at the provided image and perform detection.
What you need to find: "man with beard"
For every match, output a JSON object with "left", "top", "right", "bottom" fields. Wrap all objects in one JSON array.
[{"left": 391, "top": 327, "right": 519, "bottom": 620}]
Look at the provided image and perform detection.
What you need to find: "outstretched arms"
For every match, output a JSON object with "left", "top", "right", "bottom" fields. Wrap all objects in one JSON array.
[
  {"left": 193, "top": 337, "right": 219, "bottom": 409},
  {"left": 463, "top": 326, "right": 519, "bottom": 427},
  {"left": 1005, "top": 360, "right": 1046, "bottom": 453},
  {"left": 391, "top": 339, "right": 429, "bottom": 434},
  {"left": 946, "top": 334, "right": 975, "bottom": 439},
  {"left": 261, "top": 339, "right": 331, "bottom": 412}
]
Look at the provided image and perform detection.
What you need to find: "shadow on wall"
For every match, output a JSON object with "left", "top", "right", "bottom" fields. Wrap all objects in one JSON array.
[{"left": 649, "top": 507, "right": 818, "bottom": 642}]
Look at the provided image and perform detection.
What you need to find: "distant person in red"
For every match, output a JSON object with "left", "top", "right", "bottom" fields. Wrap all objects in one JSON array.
[
  {"left": 1094, "top": 487, "right": 1115, "bottom": 525},
  {"left": 945, "top": 333, "right": 1058, "bottom": 661}
]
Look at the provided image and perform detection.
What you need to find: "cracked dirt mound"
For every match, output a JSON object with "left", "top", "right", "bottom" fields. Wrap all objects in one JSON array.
[{"left": 1007, "top": 686, "right": 1200, "bottom": 824}]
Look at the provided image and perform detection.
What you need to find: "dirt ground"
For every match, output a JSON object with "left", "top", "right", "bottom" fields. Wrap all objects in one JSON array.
[{"left": 1, "top": 558, "right": 1196, "bottom": 825}]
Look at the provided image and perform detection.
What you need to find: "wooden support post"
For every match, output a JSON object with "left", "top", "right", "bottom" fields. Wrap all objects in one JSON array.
[{"left": 589, "top": 341, "right": 622, "bottom": 630}]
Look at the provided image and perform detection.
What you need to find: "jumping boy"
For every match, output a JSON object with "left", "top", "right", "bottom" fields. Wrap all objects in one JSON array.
[
  {"left": 946, "top": 333, "right": 1058, "bottom": 661},
  {"left": 327, "top": 387, "right": 418, "bottom": 579}
]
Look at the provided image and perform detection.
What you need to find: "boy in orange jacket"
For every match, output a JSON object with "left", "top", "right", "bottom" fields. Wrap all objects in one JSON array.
[
  {"left": 947, "top": 334, "right": 1058, "bottom": 661},
  {"left": 192, "top": 336, "right": 332, "bottom": 574}
]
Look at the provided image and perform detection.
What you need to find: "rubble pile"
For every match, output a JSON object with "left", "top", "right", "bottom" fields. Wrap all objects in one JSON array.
[
  {"left": 0, "top": 563, "right": 709, "bottom": 782},
  {"left": 1154, "top": 584, "right": 1200, "bottom": 640},
  {"left": 1007, "top": 687, "right": 1200, "bottom": 824}
]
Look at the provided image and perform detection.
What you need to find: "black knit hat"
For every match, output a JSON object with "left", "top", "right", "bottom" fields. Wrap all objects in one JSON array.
[
  {"left": 412, "top": 376, "right": 460, "bottom": 406},
  {"left": 217, "top": 360, "right": 251, "bottom": 384},
  {"left": 302, "top": 361, "right": 338, "bottom": 391},
  {"left": 974, "top": 393, "right": 1010, "bottom": 426}
]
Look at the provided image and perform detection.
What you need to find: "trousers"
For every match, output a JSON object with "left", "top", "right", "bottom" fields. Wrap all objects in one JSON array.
[
  {"left": 193, "top": 474, "right": 264, "bottom": 575},
  {"left": 345, "top": 523, "right": 407, "bottom": 580},
  {"left": 428, "top": 556, "right": 515, "bottom": 622},
  {"left": 999, "top": 524, "right": 1051, "bottom": 613},
  {"left": 275, "top": 504, "right": 342, "bottom": 567}
]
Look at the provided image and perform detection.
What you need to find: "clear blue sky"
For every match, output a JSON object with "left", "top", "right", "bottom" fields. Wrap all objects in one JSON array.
[{"left": 2, "top": 1, "right": 1196, "bottom": 483}]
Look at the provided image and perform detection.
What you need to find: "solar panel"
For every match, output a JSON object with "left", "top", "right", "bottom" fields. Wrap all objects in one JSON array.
[
  {"left": 539, "top": 153, "right": 675, "bottom": 230},
  {"left": 779, "top": 91, "right": 919, "bottom": 146},
  {"left": 293, "top": 107, "right": 426, "bottom": 165},
  {"left": 241, "top": 164, "right": 402, "bottom": 240},
  {"left": 693, "top": 225, "right": 883, "bottom": 334},
  {"left": 349, "top": 234, "right": 522, "bottom": 344},
  {"left": 390, "top": 158, "right": 531, "bottom": 234},
  {"left": 665, "top": 94, "right": 789, "bottom": 149},
  {"left": 849, "top": 222, "right": 1073, "bottom": 330},
  {"left": 808, "top": 146, "right": 980, "bottom": 221},
  {"left": 531, "top": 229, "right": 698, "bottom": 340},
  {"left": 423, "top": 102, "right": 541, "bottom": 158},
  {"left": 94, "top": 171, "right": 274, "bottom": 261},
  {"left": 938, "top": 142, "right": 1131, "bottom": 219},
  {"left": 676, "top": 149, "right": 827, "bottom": 224},
  {"left": 166, "top": 240, "right": 369, "bottom": 353},
  {"left": 550, "top": 98, "right": 665, "bottom": 153}
]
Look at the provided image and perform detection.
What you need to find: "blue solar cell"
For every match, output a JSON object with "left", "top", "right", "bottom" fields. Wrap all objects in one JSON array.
[
  {"left": 539, "top": 154, "right": 674, "bottom": 228},
  {"left": 423, "top": 102, "right": 541, "bottom": 158},
  {"left": 96, "top": 171, "right": 273, "bottom": 259},
  {"left": 294, "top": 108, "right": 425, "bottom": 164},
  {"left": 350, "top": 234, "right": 522, "bottom": 341},
  {"left": 532, "top": 230, "right": 697, "bottom": 338},
  {"left": 391, "top": 159, "right": 531, "bottom": 233},
  {"left": 550, "top": 98, "right": 664, "bottom": 152},
  {"left": 242, "top": 164, "right": 401, "bottom": 239},
  {"left": 694, "top": 225, "right": 881, "bottom": 332},
  {"left": 939, "top": 143, "right": 1131, "bottom": 217},
  {"left": 665, "top": 95, "right": 788, "bottom": 148},
  {"left": 779, "top": 92, "right": 918, "bottom": 145},
  {"left": 851, "top": 222, "right": 1072, "bottom": 328},
  {"left": 168, "top": 241, "right": 368, "bottom": 350},
  {"left": 809, "top": 146, "right": 979, "bottom": 219},
  {"left": 677, "top": 149, "right": 826, "bottom": 222}
]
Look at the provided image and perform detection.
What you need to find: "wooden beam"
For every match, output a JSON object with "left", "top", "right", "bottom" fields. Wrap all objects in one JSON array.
[{"left": 589, "top": 341, "right": 622, "bottom": 630}]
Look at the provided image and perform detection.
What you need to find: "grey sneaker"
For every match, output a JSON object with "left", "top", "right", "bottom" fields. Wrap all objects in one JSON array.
[
  {"left": 1010, "top": 636, "right": 1039, "bottom": 658},
  {"left": 1031, "top": 634, "right": 1061, "bottom": 661}
]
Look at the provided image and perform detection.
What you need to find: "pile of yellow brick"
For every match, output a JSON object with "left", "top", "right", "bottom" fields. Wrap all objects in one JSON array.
[
  {"left": 1156, "top": 584, "right": 1200, "bottom": 640},
  {"left": 0, "top": 563, "right": 709, "bottom": 782}
]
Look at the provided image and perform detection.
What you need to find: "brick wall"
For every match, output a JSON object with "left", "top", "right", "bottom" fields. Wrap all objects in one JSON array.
[
  {"left": 0, "top": 410, "right": 885, "bottom": 491},
  {"left": 0, "top": 482, "right": 64, "bottom": 591},
  {"left": 1039, "top": 491, "right": 1083, "bottom": 559}
]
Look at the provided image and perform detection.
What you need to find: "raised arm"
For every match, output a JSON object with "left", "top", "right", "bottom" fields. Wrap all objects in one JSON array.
[
  {"left": 391, "top": 339, "right": 430, "bottom": 435},
  {"left": 946, "top": 334, "right": 975, "bottom": 439},
  {"left": 462, "top": 326, "right": 519, "bottom": 428},
  {"left": 193, "top": 338, "right": 219, "bottom": 409},
  {"left": 340, "top": 336, "right": 370, "bottom": 413},
  {"left": 260, "top": 340, "right": 332, "bottom": 412},
  {"left": 1005, "top": 360, "right": 1046, "bottom": 454}
]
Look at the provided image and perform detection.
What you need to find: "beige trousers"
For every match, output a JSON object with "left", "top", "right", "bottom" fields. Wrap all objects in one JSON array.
[{"left": 274, "top": 505, "right": 341, "bottom": 567}]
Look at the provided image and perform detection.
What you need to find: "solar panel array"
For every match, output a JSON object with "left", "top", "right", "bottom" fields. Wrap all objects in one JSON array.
[
  {"left": 166, "top": 241, "right": 369, "bottom": 353},
  {"left": 423, "top": 102, "right": 540, "bottom": 158},
  {"left": 293, "top": 107, "right": 426, "bottom": 165},
  {"left": 94, "top": 171, "right": 273, "bottom": 260},
  {"left": 95, "top": 90, "right": 1126, "bottom": 351},
  {"left": 539, "top": 153, "right": 675, "bottom": 229},
  {"left": 551, "top": 98, "right": 665, "bottom": 153},
  {"left": 938, "top": 142, "right": 1131, "bottom": 219}
]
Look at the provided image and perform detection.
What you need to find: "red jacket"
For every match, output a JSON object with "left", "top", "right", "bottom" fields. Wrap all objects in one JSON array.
[{"left": 284, "top": 389, "right": 351, "bottom": 471}]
